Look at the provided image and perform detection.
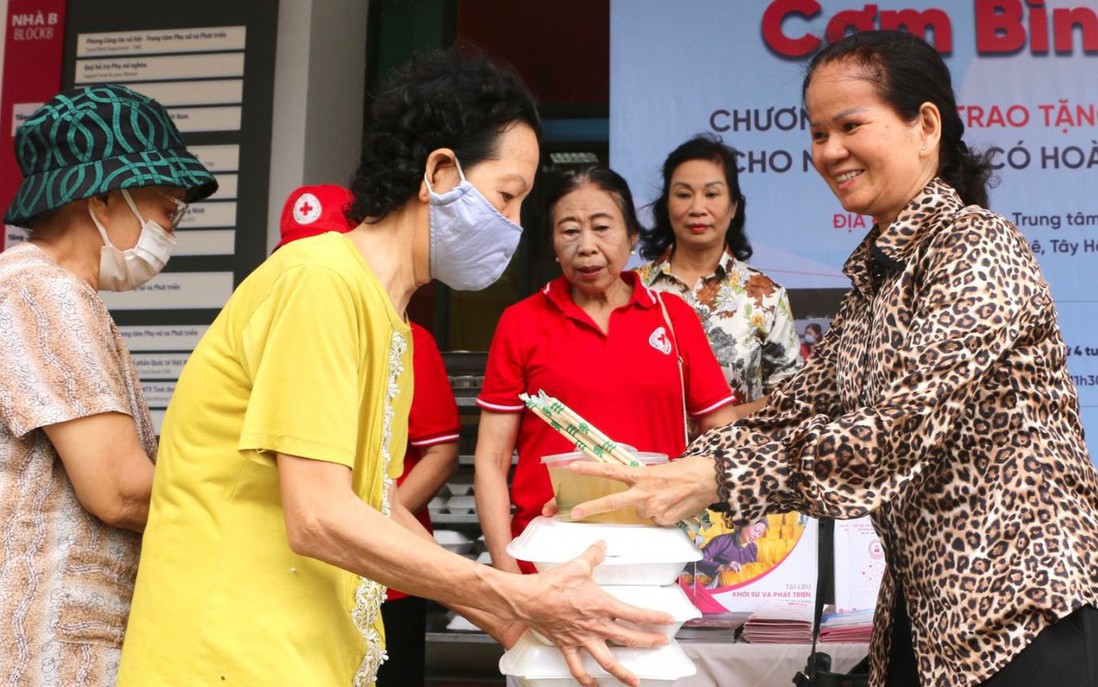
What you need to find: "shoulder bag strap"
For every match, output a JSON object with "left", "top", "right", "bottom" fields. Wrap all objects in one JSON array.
[{"left": 655, "top": 292, "right": 689, "bottom": 445}]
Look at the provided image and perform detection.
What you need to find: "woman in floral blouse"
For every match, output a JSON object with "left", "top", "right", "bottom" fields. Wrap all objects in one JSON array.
[
  {"left": 636, "top": 135, "right": 802, "bottom": 414},
  {"left": 571, "top": 31, "right": 1098, "bottom": 687}
]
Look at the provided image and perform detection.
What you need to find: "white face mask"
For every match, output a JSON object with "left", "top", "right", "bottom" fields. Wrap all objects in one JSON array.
[
  {"left": 424, "top": 157, "right": 523, "bottom": 291},
  {"left": 89, "top": 189, "right": 178, "bottom": 291}
]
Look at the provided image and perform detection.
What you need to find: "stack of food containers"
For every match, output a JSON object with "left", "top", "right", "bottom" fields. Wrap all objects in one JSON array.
[{"left": 499, "top": 451, "right": 703, "bottom": 686}]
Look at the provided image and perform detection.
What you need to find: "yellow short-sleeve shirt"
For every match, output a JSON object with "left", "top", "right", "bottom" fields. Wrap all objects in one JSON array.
[{"left": 118, "top": 233, "right": 412, "bottom": 686}]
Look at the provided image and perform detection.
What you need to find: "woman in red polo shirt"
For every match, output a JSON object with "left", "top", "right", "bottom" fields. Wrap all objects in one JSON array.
[{"left": 474, "top": 166, "right": 739, "bottom": 573}]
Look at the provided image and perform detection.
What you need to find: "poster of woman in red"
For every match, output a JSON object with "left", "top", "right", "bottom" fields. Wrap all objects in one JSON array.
[{"left": 0, "top": 0, "right": 66, "bottom": 251}]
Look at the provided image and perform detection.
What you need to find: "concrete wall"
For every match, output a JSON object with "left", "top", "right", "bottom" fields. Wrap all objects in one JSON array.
[{"left": 266, "top": 0, "right": 368, "bottom": 250}]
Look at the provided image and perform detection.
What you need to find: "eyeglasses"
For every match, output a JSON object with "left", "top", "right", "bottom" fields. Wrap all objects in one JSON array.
[{"left": 155, "top": 190, "right": 190, "bottom": 229}]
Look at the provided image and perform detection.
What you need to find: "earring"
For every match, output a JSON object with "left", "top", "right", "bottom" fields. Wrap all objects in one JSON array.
[{"left": 920, "top": 143, "right": 927, "bottom": 152}]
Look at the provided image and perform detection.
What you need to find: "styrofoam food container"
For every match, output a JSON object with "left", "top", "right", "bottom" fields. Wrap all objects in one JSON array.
[
  {"left": 529, "top": 584, "right": 699, "bottom": 645},
  {"left": 447, "top": 613, "right": 480, "bottom": 632},
  {"left": 447, "top": 482, "right": 474, "bottom": 496},
  {"left": 507, "top": 516, "right": 700, "bottom": 586},
  {"left": 499, "top": 630, "right": 695, "bottom": 686},
  {"left": 434, "top": 529, "right": 474, "bottom": 554},
  {"left": 603, "top": 584, "right": 701, "bottom": 639},
  {"left": 446, "top": 495, "right": 477, "bottom": 513},
  {"left": 542, "top": 451, "right": 667, "bottom": 525},
  {"left": 428, "top": 496, "right": 447, "bottom": 513}
]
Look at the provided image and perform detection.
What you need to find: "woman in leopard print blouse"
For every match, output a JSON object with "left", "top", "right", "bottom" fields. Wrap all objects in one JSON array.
[{"left": 570, "top": 31, "right": 1098, "bottom": 687}]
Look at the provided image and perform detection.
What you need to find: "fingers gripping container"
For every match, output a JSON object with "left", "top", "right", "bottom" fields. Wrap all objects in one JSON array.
[
  {"left": 541, "top": 451, "right": 669, "bottom": 525},
  {"left": 501, "top": 516, "right": 702, "bottom": 685},
  {"left": 500, "top": 630, "right": 696, "bottom": 686}
]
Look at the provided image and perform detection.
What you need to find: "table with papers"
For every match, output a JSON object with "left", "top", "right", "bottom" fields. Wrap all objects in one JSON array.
[{"left": 676, "top": 639, "right": 870, "bottom": 687}]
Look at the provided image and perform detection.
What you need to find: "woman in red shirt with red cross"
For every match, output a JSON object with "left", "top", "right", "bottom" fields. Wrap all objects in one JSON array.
[{"left": 474, "top": 166, "right": 740, "bottom": 573}]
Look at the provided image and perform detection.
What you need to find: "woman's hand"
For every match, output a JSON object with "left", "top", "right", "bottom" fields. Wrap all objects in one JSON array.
[
  {"left": 541, "top": 496, "right": 559, "bottom": 517},
  {"left": 507, "top": 542, "right": 672, "bottom": 687},
  {"left": 567, "top": 454, "right": 720, "bottom": 526}
]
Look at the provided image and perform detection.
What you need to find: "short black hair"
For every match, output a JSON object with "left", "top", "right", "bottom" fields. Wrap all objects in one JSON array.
[{"left": 348, "top": 48, "right": 541, "bottom": 224}]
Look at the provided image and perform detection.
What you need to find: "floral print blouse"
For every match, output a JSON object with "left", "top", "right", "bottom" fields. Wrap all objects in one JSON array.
[
  {"left": 637, "top": 248, "right": 802, "bottom": 402},
  {"left": 686, "top": 179, "right": 1098, "bottom": 686}
]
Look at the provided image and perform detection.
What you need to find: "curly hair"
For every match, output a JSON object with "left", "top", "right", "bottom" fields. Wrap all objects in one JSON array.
[
  {"left": 639, "top": 133, "right": 752, "bottom": 262},
  {"left": 348, "top": 48, "right": 541, "bottom": 224},
  {"left": 802, "top": 30, "right": 994, "bottom": 208}
]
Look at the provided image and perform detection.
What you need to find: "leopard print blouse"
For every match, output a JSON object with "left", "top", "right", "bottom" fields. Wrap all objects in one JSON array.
[{"left": 685, "top": 178, "right": 1098, "bottom": 686}]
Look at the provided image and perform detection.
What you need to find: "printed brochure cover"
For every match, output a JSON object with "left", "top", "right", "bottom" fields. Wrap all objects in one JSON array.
[
  {"left": 833, "top": 516, "right": 885, "bottom": 613},
  {"left": 680, "top": 510, "right": 817, "bottom": 621}
]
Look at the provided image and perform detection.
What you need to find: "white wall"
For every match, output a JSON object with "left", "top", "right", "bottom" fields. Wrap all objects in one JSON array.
[{"left": 267, "top": 0, "right": 368, "bottom": 250}]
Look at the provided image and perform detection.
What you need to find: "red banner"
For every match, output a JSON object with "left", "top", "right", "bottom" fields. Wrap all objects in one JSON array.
[{"left": 0, "top": 0, "right": 65, "bottom": 247}]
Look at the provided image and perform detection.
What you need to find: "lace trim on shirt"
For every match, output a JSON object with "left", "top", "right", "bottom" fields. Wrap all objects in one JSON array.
[{"left": 351, "top": 329, "right": 407, "bottom": 687}]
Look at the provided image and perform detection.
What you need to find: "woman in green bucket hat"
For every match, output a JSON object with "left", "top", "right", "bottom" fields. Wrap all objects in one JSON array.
[{"left": 0, "top": 83, "right": 216, "bottom": 686}]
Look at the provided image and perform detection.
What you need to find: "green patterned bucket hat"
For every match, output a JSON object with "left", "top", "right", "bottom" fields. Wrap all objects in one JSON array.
[{"left": 4, "top": 84, "right": 218, "bottom": 226}]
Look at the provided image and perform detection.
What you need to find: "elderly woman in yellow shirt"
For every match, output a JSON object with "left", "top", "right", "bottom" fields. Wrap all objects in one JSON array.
[{"left": 118, "top": 50, "right": 668, "bottom": 687}]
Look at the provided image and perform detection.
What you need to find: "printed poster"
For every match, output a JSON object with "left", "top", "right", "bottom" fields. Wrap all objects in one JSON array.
[{"left": 681, "top": 510, "right": 818, "bottom": 619}]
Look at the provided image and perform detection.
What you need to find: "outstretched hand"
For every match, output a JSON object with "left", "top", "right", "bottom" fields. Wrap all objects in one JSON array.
[
  {"left": 512, "top": 542, "right": 672, "bottom": 687},
  {"left": 566, "top": 454, "right": 720, "bottom": 526}
]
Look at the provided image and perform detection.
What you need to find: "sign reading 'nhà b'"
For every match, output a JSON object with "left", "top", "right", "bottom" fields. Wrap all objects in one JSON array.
[{"left": 0, "top": 0, "right": 66, "bottom": 249}]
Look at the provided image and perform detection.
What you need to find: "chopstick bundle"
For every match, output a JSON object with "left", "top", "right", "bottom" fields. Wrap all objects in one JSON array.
[
  {"left": 520, "top": 389, "right": 702, "bottom": 536},
  {"left": 519, "top": 390, "right": 642, "bottom": 467}
]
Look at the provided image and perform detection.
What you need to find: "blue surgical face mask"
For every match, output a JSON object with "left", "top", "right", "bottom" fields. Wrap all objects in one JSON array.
[
  {"left": 424, "top": 157, "right": 523, "bottom": 291},
  {"left": 804, "top": 333, "right": 816, "bottom": 345}
]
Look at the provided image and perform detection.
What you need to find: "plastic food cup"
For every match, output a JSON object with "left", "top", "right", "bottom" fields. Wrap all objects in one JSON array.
[{"left": 541, "top": 450, "right": 667, "bottom": 525}]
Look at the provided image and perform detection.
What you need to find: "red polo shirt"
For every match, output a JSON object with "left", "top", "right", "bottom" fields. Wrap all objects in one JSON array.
[
  {"left": 477, "top": 272, "right": 736, "bottom": 543},
  {"left": 389, "top": 322, "right": 460, "bottom": 601}
]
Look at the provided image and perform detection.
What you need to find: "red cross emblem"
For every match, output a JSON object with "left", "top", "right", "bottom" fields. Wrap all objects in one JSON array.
[{"left": 293, "top": 193, "right": 323, "bottom": 224}]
